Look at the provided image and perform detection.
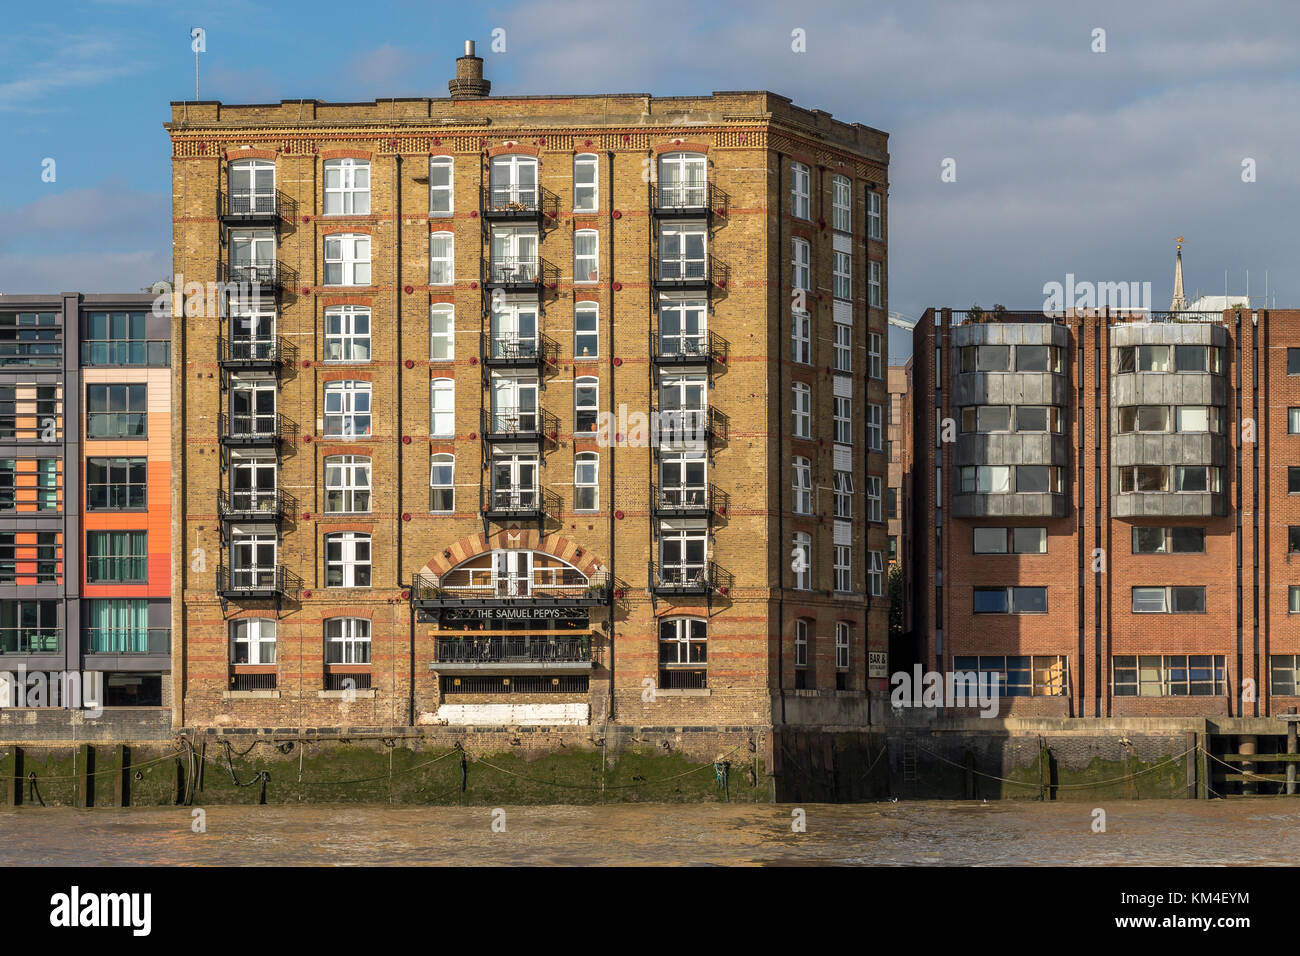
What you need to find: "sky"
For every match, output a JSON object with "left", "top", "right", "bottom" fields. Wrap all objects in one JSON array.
[{"left": 3, "top": 0, "right": 1298, "bottom": 363}]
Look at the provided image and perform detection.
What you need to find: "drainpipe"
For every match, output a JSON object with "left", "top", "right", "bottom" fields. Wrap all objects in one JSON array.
[
  {"left": 396, "top": 148, "right": 413, "bottom": 727},
  {"left": 607, "top": 149, "right": 616, "bottom": 723},
  {"left": 776, "top": 153, "right": 786, "bottom": 725}
]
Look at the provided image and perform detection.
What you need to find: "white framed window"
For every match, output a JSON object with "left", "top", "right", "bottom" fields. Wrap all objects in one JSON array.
[
  {"left": 658, "top": 152, "right": 707, "bottom": 208},
  {"left": 835, "top": 621, "right": 850, "bottom": 669},
  {"left": 430, "top": 378, "right": 455, "bottom": 438},
  {"left": 575, "top": 452, "right": 599, "bottom": 511},
  {"left": 835, "top": 544, "right": 852, "bottom": 593},
  {"left": 324, "top": 455, "right": 371, "bottom": 513},
  {"left": 325, "top": 532, "right": 371, "bottom": 588},
  {"left": 791, "top": 162, "right": 810, "bottom": 219},
  {"left": 229, "top": 229, "right": 276, "bottom": 282},
  {"left": 795, "top": 619, "right": 810, "bottom": 667},
  {"left": 868, "top": 331, "right": 882, "bottom": 379},
  {"left": 842, "top": 472, "right": 862, "bottom": 520},
  {"left": 323, "top": 380, "right": 371, "bottom": 438},
  {"left": 489, "top": 299, "right": 539, "bottom": 360},
  {"left": 574, "top": 376, "right": 599, "bottom": 434},
  {"left": 961, "top": 465, "right": 1012, "bottom": 494},
  {"left": 230, "top": 617, "right": 276, "bottom": 665},
  {"left": 229, "top": 532, "right": 276, "bottom": 589},
  {"left": 868, "top": 260, "right": 882, "bottom": 307},
  {"left": 490, "top": 451, "right": 538, "bottom": 511},
  {"left": 793, "top": 532, "right": 812, "bottom": 590},
  {"left": 867, "top": 191, "right": 882, "bottom": 240},
  {"left": 325, "top": 617, "right": 371, "bottom": 664},
  {"left": 323, "top": 159, "right": 370, "bottom": 215},
  {"left": 833, "top": 251, "right": 852, "bottom": 300},
  {"left": 834, "top": 396, "right": 852, "bottom": 445},
  {"left": 833, "top": 323, "right": 852, "bottom": 373},
  {"left": 659, "top": 527, "right": 707, "bottom": 583},
  {"left": 573, "top": 153, "right": 598, "bottom": 212},
  {"left": 793, "top": 383, "right": 812, "bottom": 438},
  {"left": 324, "top": 305, "right": 371, "bottom": 363},
  {"left": 430, "top": 304, "right": 454, "bottom": 361},
  {"left": 832, "top": 175, "right": 851, "bottom": 232},
  {"left": 868, "top": 551, "right": 884, "bottom": 596},
  {"left": 792, "top": 311, "right": 811, "bottom": 364},
  {"left": 489, "top": 225, "right": 538, "bottom": 283},
  {"left": 323, "top": 233, "right": 371, "bottom": 286},
  {"left": 659, "top": 222, "right": 707, "bottom": 281},
  {"left": 430, "top": 231, "right": 454, "bottom": 286},
  {"left": 793, "top": 456, "right": 812, "bottom": 515},
  {"left": 659, "top": 449, "right": 706, "bottom": 509},
  {"left": 575, "top": 229, "right": 599, "bottom": 283},
  {"left": 228, "top": 159, "right": 275, "bottom": 214},
  {"left": 429, "top": 156, "right": 453, "bottom": 217},
  {"left": 575, "top": 302, "right": 599, "bottom": 358},
  {"left": 491, "top": 374, "right": 539, "bottom": 433},
  {"left": 868, "top": 403, "right": 882, "bottom": 451},
  {"left": 792, "top": 238, "right": 810, "bottom": 291},
  {"left": 228, "top": 455, "right": 277, "bottom": 514},
  {"left": 430, "top": 454, "right": 454, "bottom": 513},
  {"left": 489, "top": 154, "right": 538, "bottom": 209},
  {"left": 228, "top": 307, "right": 276, "bottom": 361}
]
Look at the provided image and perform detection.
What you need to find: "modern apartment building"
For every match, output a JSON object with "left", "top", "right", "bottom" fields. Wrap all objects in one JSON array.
[
  {"left": 165, "top": 43, "right": 890, "bottom": 732},
  {"left": 0, "top": 292, "right": 172, "bottom": 735},
  {"left": 912, "top": 304, "right": 1300, "bottom": 718}
]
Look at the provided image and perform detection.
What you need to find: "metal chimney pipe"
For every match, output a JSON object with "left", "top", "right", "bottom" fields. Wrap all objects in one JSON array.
[{"left": 465, "top": 40, "right": 475, "bottom": 56}]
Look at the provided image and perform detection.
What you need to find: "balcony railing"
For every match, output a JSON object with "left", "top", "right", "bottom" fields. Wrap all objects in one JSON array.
[
  {"left": 217, "top": 488, "right": 295, "bottom": 525},
  {"left": 217, "top": 564, "right": 292, "bottom": 599},
  {"left": 84, "top": 627, "right": 170, "bottom": 656},
  {"left": 650, "top": 561, "right": 725, "bottom": 596},
  {"left": 658, "top": 667, "right": 708, "bottom": 690},
  {"left": 651, "top": 483, "right": 714, "bottom": 518},
  {"left": 483, "top": 486, "right": 560, "bottom": 521},
  {"left": 649, "top": 405, "right": 724, "bottom": 447},
  {"left": 219, "top": 189, "right": 295, "bottom": 223},
  {"left": 218, "top": 261, "right": 296, "bottom": 297},
  {"left": 481, "top": 184, "right": 550, "bottom": 220},
  {"left": 0, "top": 629, "right": 61, "bottom": 654},
  {"left": 219, "top": 334, "right": 287, "bottom": 369},
  {"left": 435, "top": 635, "right": 592, "bottom": 665},
  {"left": 411, "top": 569, "right": 611, "bottom": 606},
  {"left": 218, "top": 411, "right": 292, "bottom": 447},
  {"left": 324, "top": 672, "right": 371, "bottom": 691},
  {"left": 481, "top": 406, "right": 557, "bottom": 442},
  {"left": 652, "top": 328, "right": 725, "bottom": 366},
  {"left": 480, "top": 331, "right": 559, "bottom": 371},
  {"left": 81, "top": 340, "right": 171, "bottom": 367},
  {"left": 651, "top": 181, "right": 720, "bottom": 216},
  {"left": 484, "top": 255, "right": 540, "bottom": 288},
  {"left": 652, "top": 255, "right": 724, "bottom": 291}
]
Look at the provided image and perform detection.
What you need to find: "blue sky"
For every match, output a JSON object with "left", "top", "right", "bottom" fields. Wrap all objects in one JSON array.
[{"left": 4, "top": 0, "right": 1300, "bottom": 362}]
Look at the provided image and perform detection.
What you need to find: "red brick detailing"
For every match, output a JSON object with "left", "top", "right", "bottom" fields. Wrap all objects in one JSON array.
[
  {"left": 319, "top": 370, "right": 374, "bottom": 383},
  {"left": 653, "top": 141, "right": 710, "bottom": 155},
  {"left": 421, "top": 530, "right": 605, "bottom": 579},
  {"left": 320, "top": 224, "right": 373, "bottom": 236},
  {"left": 317, "top": 521, "right": 376, "bottom": 534},
  {"left": 320, "top": 148, "right": 373, "bottom": 161},
  {"left": 317, "top": 444, "right": 373, "bottom": 457},
  {"left": 224, "top": 147, "right": 277, "bottom": 161},
  {"left": 319, "top": 295, "right": 374, "bottom": 308},
  {"left": 486, "top": 144, "right": 539, "bottom": 157}
]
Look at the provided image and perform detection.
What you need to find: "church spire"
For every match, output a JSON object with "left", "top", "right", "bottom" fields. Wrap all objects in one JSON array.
[{"left": 1170, "top": 236, "right": 1188, "bottom": 311}]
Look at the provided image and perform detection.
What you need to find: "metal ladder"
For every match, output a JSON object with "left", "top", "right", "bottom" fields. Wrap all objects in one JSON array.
[{"left": 902, "top": 735, "right": 919, "bottom": 791}]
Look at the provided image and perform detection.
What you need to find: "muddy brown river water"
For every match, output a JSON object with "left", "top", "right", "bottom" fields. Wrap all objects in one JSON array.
[{"left": 2, "top": 800, "right": 1298, "bottom": 865}]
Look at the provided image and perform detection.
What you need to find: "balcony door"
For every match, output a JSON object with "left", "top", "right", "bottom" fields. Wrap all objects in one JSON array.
[
  {"left": 229, "top": 230, "right": 275, "bottom": 280},
  {"left": 494, "top": 549, "right": 532, "bottom": 597},
  {"left": 491, "top": 301, "right": 538, "bottom": 359},
  {"left": 491, "top": 376, "right": 538, "bottom": 433},
  {"left": 230, "top": 457, "right": 277, "bottom": 512},
  {"left": 230, "top": 378, "right": 276, "bottom": 436},
  {"left": 659, "top": 223, "right": 707, "bottom": 281},
  {"left": 659, "top": 373, "right": 707, "bottom": 442},
  {"left": 231, "top": 532, "right": 276, "bottom": 589},
  {"left": 491, "top": 453, "right": 537, "bottom": 511},
  {"left": 659, "top": 450, "right": 706, "bottom": 508},
  {"left": 489, "top": 156, "right": 538, "bottom": 208},
  {"left": 229, "top": 159, "right": 275, "bottom": 213},
  {"left": 490, "top": 227, "right": 538, "bottom": 283},
  {"left": 229, "top": 308, "right": 275, "bottom": 360},
  {"left": 658, "top": 297, "right": 706, "bottom": 358},
  {"left": 658, "top": 152, "right": 706, "bottom": 207}
]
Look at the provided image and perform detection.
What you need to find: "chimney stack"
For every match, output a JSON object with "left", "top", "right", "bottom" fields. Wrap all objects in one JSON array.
[{"left": 449, "top": 40, "right": 490, "bottom": 99}]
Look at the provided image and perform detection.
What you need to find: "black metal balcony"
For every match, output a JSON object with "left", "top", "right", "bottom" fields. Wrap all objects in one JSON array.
[
  {"left": 652, "top": 328, "right": 725, "bottom": 366},
  {"left": 481, "top": 406, "right": 557, "bottom": 443},
  {"left": 483, "top": 486, "right": 559, "bottom": 522},
  {"left": 217, "top": 564, "right": 291, "bottom": 600},
  {"left": 650, "top": 181, "right": 719, "bottom": 218},
  {"left": 481, "top": 184, "right": 550, "bottom": 221},
  {"left": 218, "top": 334, "right": 284, "bottom": 371},
  {"left": 483, "top": 255, "right": 541, "bottom": 291},
  {"left": 651, "top": 483, "right": 714, "bottom": 519},
  {"left": 218, "top": 411, "right": 292, "bottom": 448},
  {"left": 219, "top": 261, "right": 287, "bottom": 297},
  {"left": 649, "top": 405, "right": 724, "bottom": 448},
  {"left": 219, "top": 189, "right": 286, "bottom": 225},
  {"left": 411, "top": 570, "right": 611, "bottom": 608},
  {"left": 652, "top": 255, "right": 724, "bottom": 292},
  {"left": 650, "top": 561, "right": 720, "bottom": 596},
  {"left": 480, "top": 331, "right": 558, "bottom": 370},
  {"left": 435, "top": 635, "right": 592, "bottom": 665},
  {"left": 217, "top": 488, "right": 295, "bottom": 525}
]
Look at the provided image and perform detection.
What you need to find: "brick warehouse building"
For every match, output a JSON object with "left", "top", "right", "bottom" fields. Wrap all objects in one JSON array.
[
  {"left": 165, "top": 44, "right": 890, "bottom": 733},
  {"left": 0, "top": 292, "right": 172, "bottom": 738},
  {"left": 911, "top": 305, "right": 1300, "bottom": 719}
]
